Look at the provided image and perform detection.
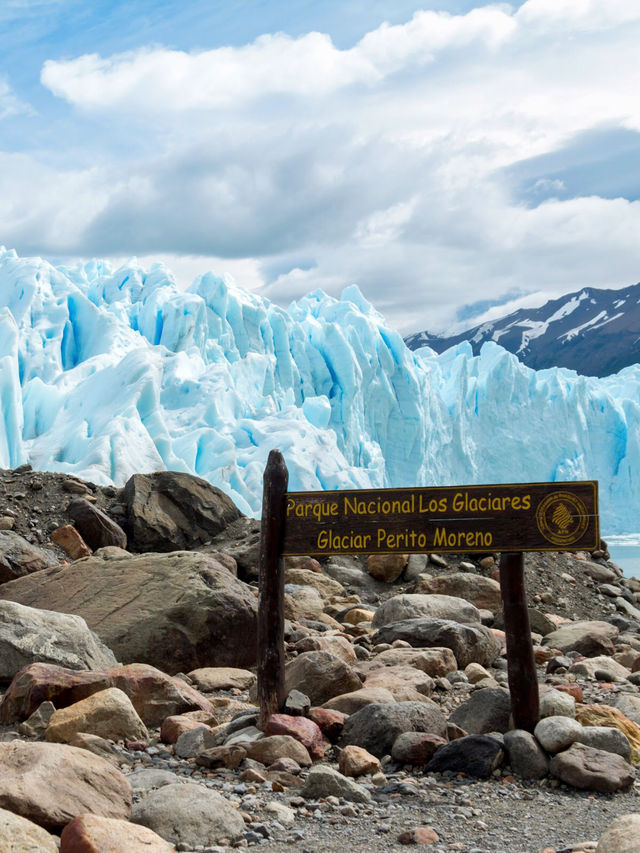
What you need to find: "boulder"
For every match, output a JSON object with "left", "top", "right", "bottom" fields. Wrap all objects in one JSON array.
[
  {"left": 371, "top": 619, "right": 501, "bottom": 668},
  {"left": 366, "top": 554, "right": 408, "bottom": 583},
  {"left": 539, "top": 686, "right": 576, "bottom": 719},
  {"left": 339, "top": 701, "right": 447, "bottom": 758},
  {"left": 542, "top": 621, "right": 619, "bottom": 657},
  {"left": 174, "top": 726, "right": 218, "bottom": 759},
  {"left": 45, "top": 687, "right": 148, "bottom": 744},
  {"left": 425, "top": 734, "right": 504, "bottom": 778},
  {"left": 503, "top": 729, "right": 548, "bottom": 779},
  {"left": 0, "top": 600, "right": 118, "bottom": 681},
  {"left": 1, "top": 662, "right": 214, "bottom": 726},
  {"left": 577, "top": 726, "right": 633, "bottom": 762},
  {"left": 245, "top": 735, "right": 311, "bottom": 767},
  {"left": 122, "top": 471, "right": 242, "bottom": 553},
  {"left": 550, "top": 743, "right": 635, "bottom": 792},
  {"left": 596, "top": 814, "right": 640, "bottom": 853},
  {"left": 292, "top": 635, "right": 357, "bottom": 664},
  {"left": 187, "top": 667, "right": 255, "bottom": 691},
  {"left": 50, "top": 525, "right": 92, "bottom": 560},
  {"left": 160, "top": 714, "right": 217, "bottom": 744},
  {"left": 0, "top": 741, "right": 131, "bottom": 831},
  {"left": 368, "top": 646, "right": 457, "bottom": 676},
  {"left": 0, "top": 550, "right": 258, "bottom": 673},
  {"left": 264, "top": 714, "right": 328, "bottom": 760},
  {"left": 207, "top": 517, "right": 261, "bottom": 582},
  {"left": 412, "top": 573, "right": 502, "bottom": 612},
  {"left": 0, "top": 531, "right": 58, "bottom": 583},
  {"left": 284, "top": 651, "right": 362, "bottom": 706},
  {"left": 391, "top": 732, "right": 448, "bottom": 765},
  {"left": 575, "top": 704, "right": 640, "bottom": 763},
  {"left": 308, "top": 708, "right": 346, "bottom": 741},
  {"left": 284, "top": 568, "right": 346, "bottom": 601},
  {"left": 0, "top": 807, "right": 58, "bottom": 852},
  {"left": 364, "top": 666, "right": 434, "bottom": 698},
  {"left": 372, "top": 594, "right": 480, "bottom": 628},
  {"left": 616, "top": 694, "right": 640, "bottom": 726},
  {"left": 131, "top": 782, "right": 244, "bottom": 847},
  {"left": 534, "top": 716, "right": 584, "bottom": 753},
  {"left": 301, "top": 765, "right": 372, "bottom": 803},
  {"left": 323, "top": 687, "right": 397, "bottom": 714},
  {"left": 60, "top": 813, "right": 175, "bottom": 852},
  {"left": 569, "top": 656, "right": 631, "bottom": 681},
  {"left": 67, "top": 499, "right": 127, "bottom": 551},
  {"left": 68, "top": 733, "right": 125, "bottom": 767},
  {"left": 338, "top": 745, "right": 381, "bottom": 777},
  {"left": 449, "top": 687, "right": 512, "bottom": 734}
]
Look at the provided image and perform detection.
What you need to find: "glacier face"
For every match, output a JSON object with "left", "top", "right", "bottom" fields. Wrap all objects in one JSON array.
[{"left": 0, "top": 246, "right": 638, "bottom": 534}]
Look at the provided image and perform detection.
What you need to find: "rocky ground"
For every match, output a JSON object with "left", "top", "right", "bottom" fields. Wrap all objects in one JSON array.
[{"left": 1, "top": 466, "right": 640, "bottom": 853}]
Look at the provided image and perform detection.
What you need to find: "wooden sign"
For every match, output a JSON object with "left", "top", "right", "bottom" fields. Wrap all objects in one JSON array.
[{"left": 282, "top": 480, "right": 598, "bottom": 555}]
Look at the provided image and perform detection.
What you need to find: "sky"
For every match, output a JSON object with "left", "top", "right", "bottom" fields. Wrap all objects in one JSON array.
[{"left": 1, "top": 0, "right": 640, "bottom": 334}]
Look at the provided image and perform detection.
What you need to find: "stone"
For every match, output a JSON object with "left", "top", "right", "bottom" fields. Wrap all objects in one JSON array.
[
  {"left": 197, "top": 744, "right": 247, "bottom": 770},
  {"left": 45, "top": 687, "right": 148, "bottom": 744},
  {"left": 371, "top": 619, "right": 501, "bottom": 668},
  {"left": 616, "top": 694, "right": 640, "bottom": 726},
  {"left": 18, "top": 700, "right": 56, "bottom": 738},
  {"left": 0, "top": 807, "right": 58, "bottom": 852},
  {"left": 338, "top": 744, "right": 381, "bottom": 777},
  {"left": 339, "top": 701, "right": 447, "bottom": 758},
  {"left": 292, "top": 635, "right": 357, "bottom": 664},
  {"left": 569, "top": 656, "right": 631, "bottom": 681},
  {"left": 343, "top": 608, "right": 375, "bottom": 625},
  {"left": 284, "top": 651, "right": 362, "bottom": 706},
  {"left": 1, "top": 662, "right": 215, "bottom": 727},
  {"left": 366, "top": 553, "right": 408, "bottom": 583},
  {"left": 265, "top": 801, "right": 296, "bottom": 825},
  {"left": 397, "top": 826, "right": 440, "bottom": 845},
  {"left": 550, "top": 743, "right": 635, "bottom": 792},
  {"left": 174, "top": 725, "right": 218, "bottom": 758},
  {"left": 534, "top": 716, "right": 584, "bottom": 753},
  {"left": 503, "top": 729, "right": 549, "bottom": 779},
  {"left": 50, "top": 525, "right": 92, "bottom": 561},
  {"left": 121, "top": 471, "right": 242, "bottom": 553},
  {"left": 301, "top": 765, "right": 372, "bottom": 803},
  {"left": 186, "top": 667, "right": 256, "bottom": 691},
  {"left": 67, "top": 499, "right": 126, "bottom": 551},
  {"left": 449, "top": 687, "right": 512, "bottom": 734},
  {"left": 245, "top": 735, "right": 312, "bottom": 767},
  {"left": 264, "top": 714, "right": 328, "bottom": 760},
  {"left": 496, "top": 607, "right": 557, "bottom": 637},
  {"left": 372, "top": 593, "right": 480, "bottom": 627},
  {"left": 131, "top": 782, "right": 244, "bottom": 847},
  {"left": 542, "top": 621, "right": 619, "bottom": 657},
  {"left": 126, "top": 769, "right": 179, "bottom": 794},
  {"left": 596, "top": 814, "right": 640, "bottom": 852},
  {"left": 0, "top": 600, "right": 118, "bottom": 682},
  {"left": 160, "top": 714, "right": 216, "bottom": 744},
  {"left": 425, "top": 734, "right": 504, "bottom": 778},
  {"left": 0, "top": 740, "right": 131, "bottom": 831},
  {"left": 576, "top": 704, "right": 640, "bottom": 763},
  {"left": 68, "top": 733, "right": 125, "bottom": 767},
  {"left": 308, "top": 707, "right": 345, "bottom": 740},
  {"left": 284, "top": 585, "right": 325, "bottom": 620},
  {"left": 464, "top": 662, "right": 491, "bottom": 684},
  {"left": 364, "top": 666, "right": 434, "bottom": 698},
  {"left": 412, "top": 573, "right": 502, "bottom": 612},
  {"left": 539, "top": 686, "right": 576, "bottom": 719},
  {"left": 0, "top": 531, "right": 59, "bottom": 583},
  {"left": 0, "top": 551, "right": 258, "bottom": 673},
  {"left": 583, "top": 562, "right": 618, "bottom": 583},
  {"left": 285, "top": 567, "right": 346, "bottom": 601},
  {"left": 284, "top": 689, "right": 311, "bottom": 716},
  {"left": 60, "top": 813, "right": 174, "bottom": 852},
  {"left": 323, "top": 687, "right": 397, "bottom": 714},
  {"left": 369, "top": 646, "right": 458, "bottom": 676},
  {"left": 577, "top": 726, "right": 633, "bottom": 762},
  {"left": 207, "top": 516, "right": 261, "bottom": 582},
  {"left": 391, "top": 732, "right": 448, "bottom": 765}
]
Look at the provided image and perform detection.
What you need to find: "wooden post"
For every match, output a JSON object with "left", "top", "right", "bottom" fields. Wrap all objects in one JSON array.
[
  {"left": 257, "top": 449, "right": 289, "bottom": 730},
  {"left": 499, "top": 552, "right": 540, "bottom": 733}
]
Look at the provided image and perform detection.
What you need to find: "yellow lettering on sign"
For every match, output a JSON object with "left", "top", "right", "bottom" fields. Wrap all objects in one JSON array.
[{"left": 432, "top": 527, "right": 493, "bottom": 549}]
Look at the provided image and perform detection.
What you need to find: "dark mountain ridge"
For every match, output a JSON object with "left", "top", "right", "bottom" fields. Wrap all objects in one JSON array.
[{"left": 405, "top": 283, "right": 640, "bottom": 377}]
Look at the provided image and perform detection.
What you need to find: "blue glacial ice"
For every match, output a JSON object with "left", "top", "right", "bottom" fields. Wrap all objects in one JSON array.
[{"left": 0, "top": 246, "right": 638, "bottom": 534}]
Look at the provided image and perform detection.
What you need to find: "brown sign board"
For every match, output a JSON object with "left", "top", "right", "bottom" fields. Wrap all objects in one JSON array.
[{"left": 282, "top": 480, "right": 599, "bottom": 556}]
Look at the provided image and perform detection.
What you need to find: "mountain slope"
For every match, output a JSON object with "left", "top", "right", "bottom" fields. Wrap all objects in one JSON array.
[{"left": 405, "top": 284, "right": 640, "bottom": 377}]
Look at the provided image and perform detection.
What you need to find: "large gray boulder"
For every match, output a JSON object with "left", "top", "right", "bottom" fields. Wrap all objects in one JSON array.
[
  {"left": 0, "top": 550, "right": 258, "bottom": 673},
  {"left": 0, "top": 600, "right": 117, "bottom": 681},
  {"left": 0, "top": 531, "right": 58, "bottom": 583},
  {"left": 339, "top": 701, "right": 447, "bottom": 758},
  {"left": 372, "top": 594, "right": 480, "bottom": 628},
  {"left": 68, "top": 499, "right": 127, "bottom": 551},
  {"left": 371, "top": 618, "right": 501, "bottom": 668},
  {"left": 549, "top": 743, "right": 635, "bottom": 792},
  {"left": 412, "top": 574, "right": 502, "bottom": 613},
  {"left": 449, "top": 687, "right": 512, "bottom": 734},
  {"left": 542, "top": 620, "right": 619, "bottom": 657},
  {"left": 284, "top": 651, "right": 362, "bottom": 706},
  {"left": 122, "top": 471, "right": 242, "bottom": 553}
]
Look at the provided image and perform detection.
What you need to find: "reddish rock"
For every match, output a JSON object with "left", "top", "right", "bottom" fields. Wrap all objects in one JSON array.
[
  {"left": 161, "top": 714, "right": 216, "bottom": 744},
  {"left": 338, "top": 745, "right": 380, "bottom": 777},
  {"left": 264, "top": 713, "right": 329, "bottom": 760},
  {"left": 397, "top": 826, "right": 440, "bottom": 845},
  {"left": 308, "top": 707, "right": 346, "bottom": 741},
  {"left": 50, "top": 525, "right": 92, "bottom": 560},
  {"left": 1, "top": 662, "right": 215, "bottom": 726},
  {"left": 60, "top": 813, "right": 173, "bottom": 852}
]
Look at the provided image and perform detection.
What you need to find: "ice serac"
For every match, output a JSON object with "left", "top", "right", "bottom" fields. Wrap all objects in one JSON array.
[{"left": 0, "top": 246, "right": 639, "bottom": 533}]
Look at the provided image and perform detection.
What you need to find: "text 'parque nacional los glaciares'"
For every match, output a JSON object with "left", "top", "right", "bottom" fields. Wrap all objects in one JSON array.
[{"left": 282, "top": 481, "right": 599, "bottom": 555}]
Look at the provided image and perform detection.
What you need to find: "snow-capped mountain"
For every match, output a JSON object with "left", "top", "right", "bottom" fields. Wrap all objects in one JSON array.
[
  {"left": 405, "top": 284, "right": 640, "bottom": 377},
  {"left": 1, "top": 247, "right": 640, "bottom": 534}
]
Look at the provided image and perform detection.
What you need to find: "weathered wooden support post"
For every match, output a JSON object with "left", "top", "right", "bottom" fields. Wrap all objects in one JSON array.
[
  {"left": 499, "top": 552, "right": 539, "bottom": 733},
  {"left": 257, "top": 449, "right": 289, "bottom": 730}
]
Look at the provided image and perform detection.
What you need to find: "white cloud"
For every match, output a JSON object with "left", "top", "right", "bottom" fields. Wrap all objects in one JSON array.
[{"left": 1, "top": 3, "right": 638, "bottom": 335}]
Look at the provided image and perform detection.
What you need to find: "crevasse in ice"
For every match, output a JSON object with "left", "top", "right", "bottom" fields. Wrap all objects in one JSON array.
[{"left": 0, "top": 246, "right": 637, "bottom": 533}]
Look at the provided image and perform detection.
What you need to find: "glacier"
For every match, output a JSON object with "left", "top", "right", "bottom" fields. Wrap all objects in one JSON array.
[{"left": 0, "top": 245, "right": 638, "bottom": 535}]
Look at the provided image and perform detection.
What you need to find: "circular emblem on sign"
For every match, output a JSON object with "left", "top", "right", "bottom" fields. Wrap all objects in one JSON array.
[{"left": 535, "top": 491, "right": 589, "bottom": 547}]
